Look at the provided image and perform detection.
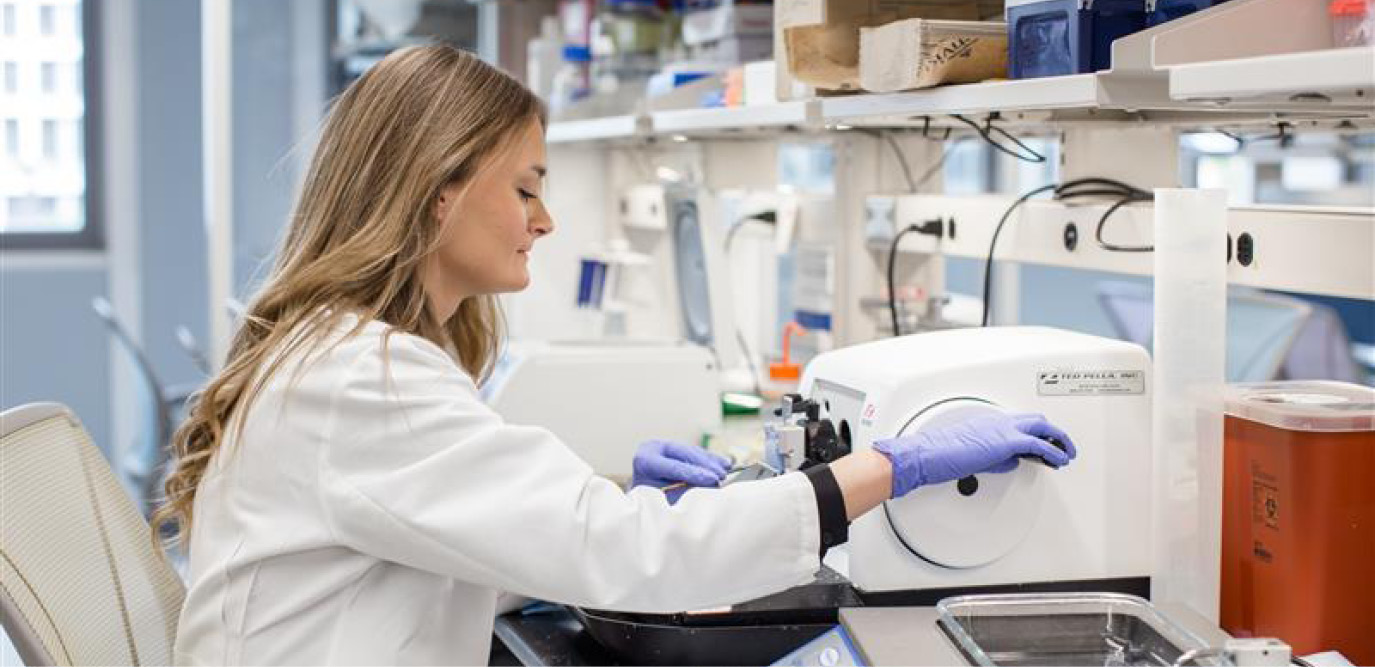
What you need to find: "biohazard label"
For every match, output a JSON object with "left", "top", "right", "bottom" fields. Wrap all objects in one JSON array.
[
  {"left": 1036, "top": 370, "right": 1146, "bottom": 396},
  {"left": 1254, "top": 473, "right": 1281, "bottom": 530},
  {"left": 1253, "top": 479, "right": 1280, "bottom": 531},
  {"left": 1250, "top": 468, "right": 1280, "bottom": 564}
]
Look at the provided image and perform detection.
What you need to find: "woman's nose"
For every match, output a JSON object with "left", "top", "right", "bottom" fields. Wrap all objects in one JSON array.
[{"left": 531, "top": 202, "right": 554, "bottom": 238}]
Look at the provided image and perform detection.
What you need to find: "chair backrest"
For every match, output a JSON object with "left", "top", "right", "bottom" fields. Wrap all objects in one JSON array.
[
  {"left": 1096, "top": 281, "right": 1316, "bottom": 383},
  {"left": 91, "top": 297, "right": 173, "bottom": 516},
  {"left": 0, "top": 403, "right": 185, "bottom": 666},
  {"left": 1281, "top": 300, "right": 1365, "bottom": 383}
]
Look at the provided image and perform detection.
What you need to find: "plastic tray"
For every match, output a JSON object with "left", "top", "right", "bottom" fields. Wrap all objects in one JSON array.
[
  {"left": 936, "top": 593, "right": 1216, "bottom": 666},
  {"left": 571, "top": 566, "right": 863, "bottom": 665}
]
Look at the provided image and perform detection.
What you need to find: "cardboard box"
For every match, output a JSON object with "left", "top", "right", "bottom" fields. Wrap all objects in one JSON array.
[
  {"left": 859, "top": 19, "right": 1006, "bottom": 92},
  {"left": 775, "top": 0, "right": 1002, "bottom": 96}
]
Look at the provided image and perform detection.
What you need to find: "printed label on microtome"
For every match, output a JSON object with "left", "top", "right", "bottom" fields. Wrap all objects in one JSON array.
[{"left": 1037, "top": 370, "right": 1146, "bottom": 396}]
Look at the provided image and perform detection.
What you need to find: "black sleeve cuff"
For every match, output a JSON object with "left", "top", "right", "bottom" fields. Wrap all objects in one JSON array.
[{"left": 803, "top": 464, "right": 850, "bottom": 558}]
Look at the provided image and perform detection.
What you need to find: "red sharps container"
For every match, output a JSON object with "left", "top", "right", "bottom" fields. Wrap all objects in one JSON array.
[{"left": 1221, "top": 381, "right": 1374, "bottom": 663}]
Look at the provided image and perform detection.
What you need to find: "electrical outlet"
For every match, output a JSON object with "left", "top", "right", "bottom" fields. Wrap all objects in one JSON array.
[
  {"left": 864, "top": 196, "right": 897, "bottom": 246},
  {"left": 620, "top": 184, "right": 668, "bottom": 231}
]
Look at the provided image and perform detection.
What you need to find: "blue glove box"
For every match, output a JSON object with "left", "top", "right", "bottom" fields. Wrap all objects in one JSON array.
[
  {"left": 1006, "top": 0, "right": 1148, "bottom": 79},
  {"left": 1147, "top": 0, "right": 1229, "bottom": 26}
]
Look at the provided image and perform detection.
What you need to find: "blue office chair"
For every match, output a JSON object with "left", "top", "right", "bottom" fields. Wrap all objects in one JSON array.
[{"left": 1095, "top": 281, "right": 1346, "bottom": 383}]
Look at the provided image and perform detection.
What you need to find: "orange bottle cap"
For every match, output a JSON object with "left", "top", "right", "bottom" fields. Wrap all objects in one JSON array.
[
  {"left": 1331, "top": 0, "right": 1369, "bottom": 16},
  {"left": 768, "top": 362, "right": 801, "bottom": 380},
  {"left": 769, "top": 321, "right": 807, "bottom": 381}
]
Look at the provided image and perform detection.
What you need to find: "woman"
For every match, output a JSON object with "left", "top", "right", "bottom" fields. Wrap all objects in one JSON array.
[{"left": 158, "top": 44, "right": 1075, "bottom": 665}]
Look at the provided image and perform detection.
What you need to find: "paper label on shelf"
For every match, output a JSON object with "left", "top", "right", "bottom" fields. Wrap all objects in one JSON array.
[{"left": 1037, "top": 369, "right": 1146, "bottom": 396}]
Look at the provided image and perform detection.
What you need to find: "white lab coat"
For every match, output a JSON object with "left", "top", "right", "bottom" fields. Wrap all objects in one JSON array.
[{"left": 175, "top": 313, "right": 821, "bottom": 665}]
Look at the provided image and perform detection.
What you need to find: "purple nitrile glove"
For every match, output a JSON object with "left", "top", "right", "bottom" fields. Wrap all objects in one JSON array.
[
  {"left": 631, "top": 440, "right": 731, "bottom": 503},
  {"left": 872, "top": 413, "right": 1077, "bottom": 498}
]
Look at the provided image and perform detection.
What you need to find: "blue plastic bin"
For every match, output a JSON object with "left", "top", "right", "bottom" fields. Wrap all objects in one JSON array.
[
  {"left": 1147, "top": 0, "right": 1228, "bottom": 26},
  {"left": 1007, "top": 0, "right": 1148, "bottom": 79}
]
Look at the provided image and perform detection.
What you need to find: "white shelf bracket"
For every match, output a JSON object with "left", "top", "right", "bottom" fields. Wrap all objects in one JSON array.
[{"left": 1060, "top": 126, "right": 1180, "bottom": 189}]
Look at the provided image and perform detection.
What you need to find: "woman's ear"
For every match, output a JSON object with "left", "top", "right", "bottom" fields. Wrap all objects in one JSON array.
[
  {"left": 435, "top": 181, "right": 467, "bottom": 229},
  {"left": 434, "top": 186, "right": 453, "bottom": 224}
]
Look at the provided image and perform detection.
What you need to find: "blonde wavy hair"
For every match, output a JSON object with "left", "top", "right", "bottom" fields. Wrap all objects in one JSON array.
[{"left": 153, "top": 44, "right": 547, "bottom": 549}]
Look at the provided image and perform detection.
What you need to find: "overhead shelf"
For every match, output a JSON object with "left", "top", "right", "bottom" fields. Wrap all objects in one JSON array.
[
  {"left": 817, "top": 72, "right": 1177, "bottom": 125},
  {"left": 652, "top": 100, "right": 819, "bottom": 136},
  {"left": 546, "top": 115, "right": 647, "bottom": 144},
  {"left": 1169, "top": 46, "right": 1375, "bottom": 111},
  {"left": 546, "top": 34, "right": 1373, "bottom": 143},
  {"left": 821, "top": 74, "right": 1095, "bottom": 120},
  {"left": 547, "top": 102, "right": 818, "bottom": 144},
  {"left": 544, "top": 0, "right": 1375, "bottom": 141},
  {"left": 545, "top": 53, "right": 1372, "bottom": 142}
]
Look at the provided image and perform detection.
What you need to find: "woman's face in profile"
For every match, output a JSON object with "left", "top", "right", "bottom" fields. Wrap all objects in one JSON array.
[{"left": 430, "top": 118, "right": 552, "bottom": 303}]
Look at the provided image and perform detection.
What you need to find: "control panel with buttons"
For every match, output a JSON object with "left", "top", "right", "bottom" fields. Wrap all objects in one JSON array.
[{"left": 771, "top": 625, "right": 863, "bottom": 666}]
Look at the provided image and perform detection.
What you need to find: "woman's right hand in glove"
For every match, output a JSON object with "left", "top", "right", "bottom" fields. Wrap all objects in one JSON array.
[{"left": 872, "top": 413, "right": 1076, "bottom": 498}]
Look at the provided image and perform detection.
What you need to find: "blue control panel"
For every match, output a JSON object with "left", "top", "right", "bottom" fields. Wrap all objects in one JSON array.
[{"left": 771, "top": 625, "right": 865, "bottom": 666}]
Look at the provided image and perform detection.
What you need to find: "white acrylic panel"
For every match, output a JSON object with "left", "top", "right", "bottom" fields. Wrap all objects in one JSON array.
[{"left": 1151, "top": 188, "right": 1228, "bottom": 622}]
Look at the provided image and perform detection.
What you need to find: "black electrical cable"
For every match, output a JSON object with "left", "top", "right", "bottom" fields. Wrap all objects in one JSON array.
[
  {"left": 1250, "top": 121, "right": 1294, "bottom": 148},
  {"left": 981, "top": 183, "right": 1057, "bottom": 326},
  {"left": 1054, "top": 178, "right": 1155, "bottom": 252},
  {"left": 950, "top": 114, "right": 1047, "bottom": 164},
  {"left": 887, "top": 226, "right": 922, "bottom": 337},
  {"left": 1055, "top": 177, "right": 1151, "bottom": 200},
  {"left": 917, "top": 115, "right": 953, "bottom": 141},
  {"left": 887, "top": 219, "right": 945, "bottom": 337},
  {"left": 1199, "top": 122, "right": 1293, "bottom": 154},
  {"left": 981, "top": 177, "right": 1155, "bottom": 326},
  {"left": 1095, "top": 194, "right": 1155, "bottom": 252},
  {"left": 723, "top": 210, "right": 776, "bottom": 249},
  {"left": 1057, "top": 186, "right": 1144, "bottom": 198},
  {"left": 1217, "top": 129, "right": 1248, "bottom": 150}
]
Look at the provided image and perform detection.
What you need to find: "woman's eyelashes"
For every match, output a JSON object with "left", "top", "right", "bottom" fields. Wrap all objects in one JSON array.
[{"left": 517, "top": 188, "right": 538, "bottom": 203}]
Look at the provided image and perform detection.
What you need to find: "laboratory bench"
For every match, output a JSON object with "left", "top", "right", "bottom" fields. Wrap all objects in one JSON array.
[
  {"left": 490, "top": 565, "right": 1228, "bottom": 666},
  {"left": 493, "top": 566, "right": 857, "bottom": 666},
  {"left": 491, "top": 601, "right": 1230, "bottom": 666}
]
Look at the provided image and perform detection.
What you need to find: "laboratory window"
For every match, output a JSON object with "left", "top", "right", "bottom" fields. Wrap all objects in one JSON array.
[
  {"left": 2, "top": 0, "right": 98, "bottom": 248},
  {"left": 5, "top": 195, "right": 83, "bottom": 233},
  {"left": 39, "top": 4, "right": 54, "bottom": 35},
  {"left": 41, "top": 119, "right": 57, "bottom": 160},
  {"left": 942, "top": 140, "right": 997, "bottom": 195},
  {"left": 1181, "top": 131, "right": 1375, "bottom": 208},
  {"left": 4, "top": 118, "right": 18, "bottom": 158},
  {"left": 8, "top": 196, "right": 59, "bottom": 221},
  {"left": 41, "top": 62, "right": 56, "bottom": 94}
]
